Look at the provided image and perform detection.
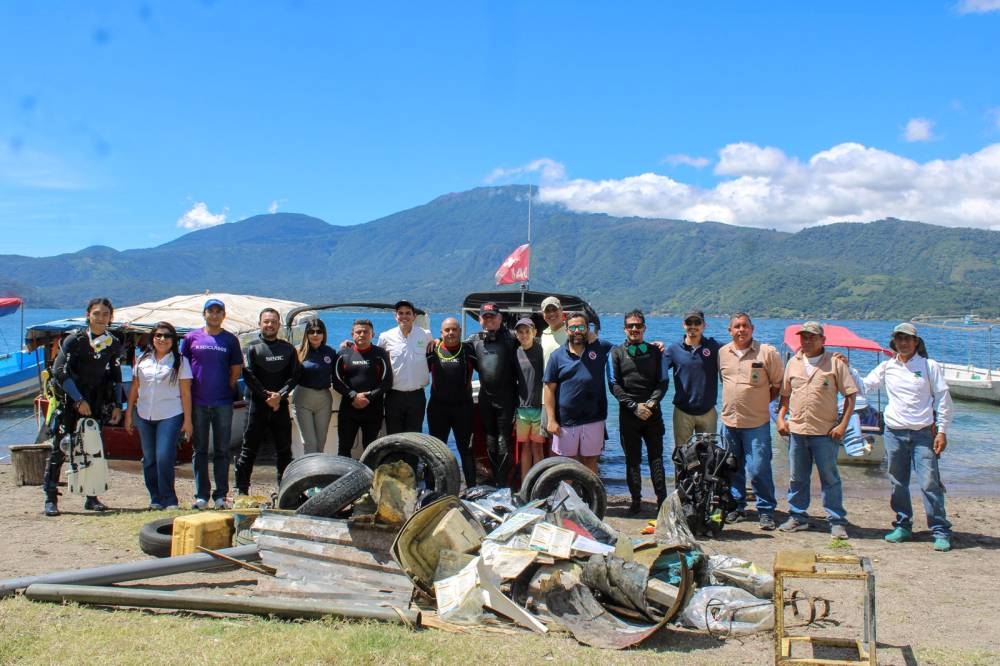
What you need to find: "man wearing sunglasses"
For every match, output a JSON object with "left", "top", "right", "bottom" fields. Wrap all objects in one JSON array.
[
  {"left": 609, "top": 310, "right": 668, "bottom": 514},
  {"left": 663, "top": 310, "right": 721, "bottom": 452},
  {"left": 544, "top": 312, "right": 614, "bottom": 473}
]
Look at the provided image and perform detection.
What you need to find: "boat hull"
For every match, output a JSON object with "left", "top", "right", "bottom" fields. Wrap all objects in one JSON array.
[
  {"left": 940, "top": 363, "right": 1000, "bottom": 404},
  {"left": 0, "top": 352, "right": 44, "bottom": 406}
]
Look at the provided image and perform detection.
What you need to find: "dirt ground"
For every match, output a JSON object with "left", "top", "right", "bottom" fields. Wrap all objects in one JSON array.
[{"left": 2, "top": 459, "right": 999, "bottom": 664}]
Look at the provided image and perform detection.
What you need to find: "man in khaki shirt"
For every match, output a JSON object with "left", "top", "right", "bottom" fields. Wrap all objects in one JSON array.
[
  {"left": 776, "top": 321, "right": 857, "bottom": 538},
  {"left": 718, "top": 313, "right": 784, "bottom": 530}
]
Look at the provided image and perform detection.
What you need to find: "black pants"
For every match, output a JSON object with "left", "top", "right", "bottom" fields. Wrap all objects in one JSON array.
[
  {"left": 385, "top": 389, "right": 426, "bottom": 434},
  {"left": 234, "top": 400, "right": 292, "bottom": 492},
  {"left": 480, "top": 397, "right": 515, "bottom": 487},
  {"left": 427, "top": 398, "right": 475, "bottom": 487},
  {"left": 619, "top": 408, "right": 667, "bottom": 503},
  {"left": 338, "top": 404, "right": 384, "bottom": 458}
]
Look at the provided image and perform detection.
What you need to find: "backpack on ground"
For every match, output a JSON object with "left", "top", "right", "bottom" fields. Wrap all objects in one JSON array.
[{"left": 671, "top": 433, "right": 738, "bottom": 537}]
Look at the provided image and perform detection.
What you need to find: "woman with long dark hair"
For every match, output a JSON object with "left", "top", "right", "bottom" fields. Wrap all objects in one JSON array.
[
  {"left": 125, "top": 321, "right": 193, "bottom": 509},
  {"left": 43, "top": 297, "right": 123, "bottom": 516},
  {"left": 291, "top": 318, "right": 335, "bottom": 454}
]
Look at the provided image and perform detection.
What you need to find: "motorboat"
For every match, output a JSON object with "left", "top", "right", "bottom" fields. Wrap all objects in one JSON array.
[
  {"left": 912, "top": 315, "right": 1000, "bottom": 404},
  {"left": 780, "top": 323, "right": 892, "bottom": 466},
  {"left": 0, "top": 297, "right": 44, "bottom": 406},
  {"left": 25, "top": 293, "right": 309, "bottom": 461}
]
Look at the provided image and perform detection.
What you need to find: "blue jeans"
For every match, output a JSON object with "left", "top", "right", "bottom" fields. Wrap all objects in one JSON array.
[
  {"left": 722, "top": 423, "right": 776, "bottom": 515},
  {"left": 884, "top": 426, "right": 951, "bottom": 538},
  {"left": 192, "top": 404, "right": 233, "bottom": 502},
  {"left": 787, "top": 433, "right": 847, "bottom": 525},
  {"left": 134, "top": 412, "right": 183, "bottom": 507}
]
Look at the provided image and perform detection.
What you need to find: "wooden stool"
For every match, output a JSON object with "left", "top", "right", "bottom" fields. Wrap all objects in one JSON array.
[
  {"left": 773, "top": 549, "right": 876, "bottom": 666},
  {"left": 10, "top": 443, "right": 51, "bottom": 485}
]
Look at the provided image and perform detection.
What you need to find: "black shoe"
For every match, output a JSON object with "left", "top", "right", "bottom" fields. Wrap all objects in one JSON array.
[
  {"left": 726, "top": 509, "right": 746, "bottom": 523},
  {"left": 84, "top": 496, "right": 108, "bottom": 512},
  {"left": 43, "top": 500, "right": 60, "bottom": 517},
  {"left": 628, "top": 498, "right": 642, "bottom": 515}
]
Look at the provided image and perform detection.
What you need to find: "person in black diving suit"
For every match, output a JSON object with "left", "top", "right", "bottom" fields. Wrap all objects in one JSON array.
[
  {"left": 42, "top": 297, "right": 124, "bottom": 516},
  {"left": 426, "top": 316, "right": 478, "bottom": 486},
  {"left": 466, "top": 302, "right": 518, "bottom": 487},
  {"left": 234, "top": 307, "right": 300, "bottom": 494},
  {"left": 332, "top": 318, "right": 393, "bottom": 457}
]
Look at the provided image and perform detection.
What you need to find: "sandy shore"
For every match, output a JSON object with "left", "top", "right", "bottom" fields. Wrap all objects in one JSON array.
[{"left": 2, "top": 460, "right": 999, "bottom": 664}]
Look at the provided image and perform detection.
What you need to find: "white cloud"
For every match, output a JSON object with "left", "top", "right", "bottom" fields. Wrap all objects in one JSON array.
[
  {"left": 268, "top": 200, "right": 279, "bottom": 214},
  {"left": 904, "top": 118, "right": 935, "bottom": 142},
  {"left": 536, "top": 141, "right": 1000, "bottom": 231},
  {"left": 661, "top": 153, "right": 711, "bottom": 168},
  {"left": 176, "top": 202, "right": 227, "bottom": 230},
  {"left": 957, "top": 0, "right": 1000, "bottom": 14},
  {"left": 484, "top": 158, "right": 566, "bottom": 184}
]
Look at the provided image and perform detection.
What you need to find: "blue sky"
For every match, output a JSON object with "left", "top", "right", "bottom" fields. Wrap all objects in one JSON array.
[{"left": 2, "top": 1, "right": 999, "bottom": 257}]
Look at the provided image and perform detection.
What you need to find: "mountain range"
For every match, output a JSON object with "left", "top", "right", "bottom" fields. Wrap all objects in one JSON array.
[{"left": 2, "top": 185, "right": 998, "bottom": 319}]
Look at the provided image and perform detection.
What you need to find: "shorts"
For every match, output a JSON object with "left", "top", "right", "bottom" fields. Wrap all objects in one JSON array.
[
  {"left": 552, "top": 421, "right": 605, "bottom": 457},
  {"left": 515, "top": 407, "right": 546, "bottom": 444}
]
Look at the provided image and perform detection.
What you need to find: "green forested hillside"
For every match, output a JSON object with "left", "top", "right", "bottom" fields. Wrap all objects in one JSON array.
[{"left": 2, "top": 186, "right": 998, "bottom": 319}]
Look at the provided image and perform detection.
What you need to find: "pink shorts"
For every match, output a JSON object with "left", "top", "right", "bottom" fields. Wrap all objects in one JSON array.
[{"left": 551, "top": 421, "right": 605, "bottom": 457}]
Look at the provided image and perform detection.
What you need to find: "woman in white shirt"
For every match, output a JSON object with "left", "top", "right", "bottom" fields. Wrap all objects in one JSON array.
[{"left": 125, "top": 321, "right": 193, "bottom": 509}]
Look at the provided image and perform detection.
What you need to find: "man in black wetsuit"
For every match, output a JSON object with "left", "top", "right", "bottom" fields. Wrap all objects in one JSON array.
[
  {"left": 234, "top": 308, "right": 300, "bottom": 494},
  {"left": 467, "top": 302, "right": 518, "bottom": 487},
  {"left": 426, "top": 316, "right": 477, "bottom": 487},
  {"left": 609, "top": 309, "right": 668, "bottom": 515},
  {"left": 332, "top": 319, "right": 393, "bottom": 457}
]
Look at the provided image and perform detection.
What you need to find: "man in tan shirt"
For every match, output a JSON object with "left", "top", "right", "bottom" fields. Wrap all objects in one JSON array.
[
  {"left": 776, "top": 321, "right": 857, "bottom": 538},
  {"left": 718, "top": 313, "right": 784, "bottom": 530}
]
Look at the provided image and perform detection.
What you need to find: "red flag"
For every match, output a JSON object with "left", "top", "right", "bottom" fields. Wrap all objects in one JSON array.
[{"left": 495, "top": 243, "right": 530, "bottom": 285}]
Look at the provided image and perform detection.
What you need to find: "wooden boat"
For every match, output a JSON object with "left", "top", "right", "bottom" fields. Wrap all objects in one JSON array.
[
  {"left": 912, "top": 315, "right": 1000, "bottom": 404},
  {"left": 25, "top": 293, "right": 309, "bottom": 461},
  {"left": 0, "top": 297, "right": 44, "bottom": 406}
]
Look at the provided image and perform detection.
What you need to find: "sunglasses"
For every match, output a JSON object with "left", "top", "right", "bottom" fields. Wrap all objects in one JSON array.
[
  {"left": 684, "top": 319, "right": 704, "bottom": 326},
  {"left": 567, "top": 324, "right": 587, "bottom": 332},
  {"left": 625, "top": 323, "right": 644, "bottom": 330},
  {"left": 307, "top": 329, "right": 324, "bottom": 335},
  {"left": 152, "top": 333, "right": 173, "bottom": 340}
]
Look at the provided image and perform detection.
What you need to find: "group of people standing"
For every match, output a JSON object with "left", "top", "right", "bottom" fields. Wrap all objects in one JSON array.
[{"left": 40, "top": 296, "right": 957, "bottom": 553}]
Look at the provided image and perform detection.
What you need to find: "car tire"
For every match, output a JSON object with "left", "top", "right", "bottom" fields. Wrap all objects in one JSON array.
[
  {"left": 528, "top": 459, "right": 607, "bottom": 518},
  {"left": 138, "top": 517, "right": 175, "bottom": 558},
  {"left": 296, "top": 466, "right": 375, "bottom": 518},
  {"left": 276, "top": 454, "right": 369, "bottom": 510},
  {"left": 518, "top": 456, "right": 574, "bottom": 503},
  {"left": 359, "top": 433, "right": 461, "bottom": 496}
]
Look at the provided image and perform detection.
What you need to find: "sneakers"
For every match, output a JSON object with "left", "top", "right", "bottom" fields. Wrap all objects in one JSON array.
[
  {"left": 191, "top": 498, "right": 209, "bottom": 510},
  {"left": 830, "top": 524, "right": 849, "bottom": 539},
  {"left": 778, "top": 516, "right": 811, "bottom": 532},
  {"left": 758, "top": 514, "right": 776, "bottom": 531},
  {"left": 148, "top": 503, "right": 164, "bottom": 511},
  {"left": 43, "top": 500, "right": 60, "bottom": 517},
  {"left": 884, "top": 526, "right": 912, "bottom": 543},
  {"left": 933, "top": 536, "right": 952, "bottom": 552},
  {"left": 214, "top": 497, "right": 232, "bottom": 510},
  {"left": 84, "top": 496, "right": 107, "bottom": 512},
  {"left": 163, "top": 505, "right": 179, "bottom": 511},
  {"left": 726, "top": 509, "right": 746, "bottom": 524}
]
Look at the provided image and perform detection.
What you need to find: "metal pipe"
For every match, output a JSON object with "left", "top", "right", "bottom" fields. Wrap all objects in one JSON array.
[
  {"left": 0, "top": 545, "right": 260, "bottom": 597},
  {"left": 24, "top": 583, "right": 420, "bottom": 626}
]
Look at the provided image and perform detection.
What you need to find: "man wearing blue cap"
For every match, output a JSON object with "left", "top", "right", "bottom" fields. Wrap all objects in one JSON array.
[{"left": 181, "top": 298, "right": 244, "bottom": 509}]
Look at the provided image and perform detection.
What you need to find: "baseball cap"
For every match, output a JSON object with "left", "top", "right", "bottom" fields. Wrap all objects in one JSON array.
[
  {"left": 393, "top": 300, "right": 416, "bottom": 312},
  {"left": 798, "top": 321, "right": 824, "bottom": 336},
  {"left": 514, "top": 317, "right": 535, "bottom": 329},
  {"left": 203, "top": 298, "right": 225, "bottom": 311},
  {"left": 683, "top": 310, "right": 704, "bottom": 322},
  {"left": 480, "top": 301, "right": 500, "bottom": 316},
  {"left": 541, "top": 296, "right": 562, "bottom": 311},
  {"left": 892, "top": 322, "right": 918, "bottom": 337}
]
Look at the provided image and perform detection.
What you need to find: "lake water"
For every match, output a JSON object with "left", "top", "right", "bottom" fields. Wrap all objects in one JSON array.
[{"left": 3, "top": 307, "right": 998, "bottom": 498}]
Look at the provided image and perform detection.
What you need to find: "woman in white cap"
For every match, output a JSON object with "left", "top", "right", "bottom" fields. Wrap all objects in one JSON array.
[{"left": 861, "top": 322, "right": 955, "bottom": 552}]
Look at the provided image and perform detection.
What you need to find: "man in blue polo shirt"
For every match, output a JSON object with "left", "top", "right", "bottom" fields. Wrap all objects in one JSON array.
[
  {"left": 543, "top": 311, "right": 614, "bottom": 474},
  {"left": 663, "top": 309, "right": 721, "bottom": 452}
]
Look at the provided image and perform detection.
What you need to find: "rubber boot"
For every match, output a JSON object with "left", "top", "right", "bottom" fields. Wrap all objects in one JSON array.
[
  {"left": 84, "top": 496, "right": 108, "bottom": 511},
  {"left": 43, "top": 491, "right": 60, "bottom": 517}
]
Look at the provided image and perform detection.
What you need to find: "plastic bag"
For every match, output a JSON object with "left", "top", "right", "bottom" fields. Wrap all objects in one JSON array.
[
  {"left": 653, "top": 491, "right": 700, "bottom": 551},
  {"left": 703, "top": 554, "right": 774, "bottom": 599},
  {"left": 547, "top": 482, "right": 618, "bottom": 544},
  {"left": 678, "top": 585, "right": 774, "bottom": 636}
]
